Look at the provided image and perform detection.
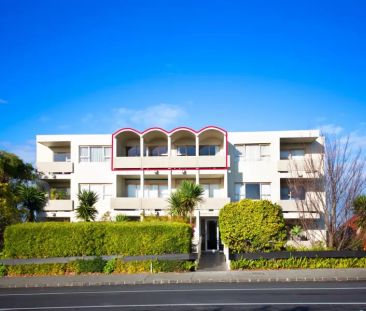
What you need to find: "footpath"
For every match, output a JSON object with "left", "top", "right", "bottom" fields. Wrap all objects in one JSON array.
[{"left": 1, "top": 268, "right": 366, "bottom": 288}]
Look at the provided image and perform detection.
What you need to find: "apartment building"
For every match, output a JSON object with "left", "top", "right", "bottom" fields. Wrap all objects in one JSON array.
[{"left": 36, "top": 126, "right": 325, "bottom": 251}]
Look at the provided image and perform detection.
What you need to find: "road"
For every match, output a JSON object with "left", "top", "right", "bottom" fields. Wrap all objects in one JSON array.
[{"left": 0, "top": 281, "right": 366, "bottom": 310}]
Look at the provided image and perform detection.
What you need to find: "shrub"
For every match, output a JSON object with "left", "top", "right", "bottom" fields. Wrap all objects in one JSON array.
[
  {"left": 0, "top": 263, "right": 6, "bottom": 277},
  {"left": 74, "top": 257, "right": 106, "bottom": 274},
  {"left": 115, "top": 214, "right": 129, "bottom": 222},
  {"left": 219, "top": 199, "right": 287, "bottom": 253},
  {"left": 6, "top": 263, "right": 69, "bottom": 276},
  {"left": 231, "top": 257, "right": 366, "bottom": 270},
  {"left": 3, "top": 221, "right": 192, "bottom": 258},
  {"left": 114, "top": 259, "right": 193, "bottom": 273},
  {"left": 103, "top": 258, "right": 117, "bottom": 274}
]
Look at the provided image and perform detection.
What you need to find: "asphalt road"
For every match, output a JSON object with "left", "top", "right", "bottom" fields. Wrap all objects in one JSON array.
[{"left": 1, "top": 281, "right": 366, "bottom": 310}]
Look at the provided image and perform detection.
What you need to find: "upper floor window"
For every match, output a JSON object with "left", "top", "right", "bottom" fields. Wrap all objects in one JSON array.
[
  {"left": 177, "top": 145, "right": 196, "bottom": 156},
  {"left": 79, "top": 183, "right": 112, "bottom": 200},
  {"left": 235, "top": 144, "right": 270, "bottom": 161},
  {"left": 235, "top": 182, "right": 271, "bottom": 201},
  {"left": 126, "top": 146, "right": 140, "bottom": 157},
  {"left": 199, "top": 145, "right": 219, "bottom": 156},
  {"left": 146, "top": 146, "right": 168, "bottom": 157},
  {"left": 280, "top": 149, "right": 305, "bottom": 160},
  {"left": 54, "top": 152, "right": 71, "bottom": 162},
  {"left": 280, "top": 185, "right": 306, "bottom": 200},
  {"left": 79, "top": 146, "right": 111, "bottom": 162}
]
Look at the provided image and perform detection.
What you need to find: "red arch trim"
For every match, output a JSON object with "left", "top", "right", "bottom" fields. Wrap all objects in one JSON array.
[{"left": 111, "top": 126, "right": 228, "bottom": 171}]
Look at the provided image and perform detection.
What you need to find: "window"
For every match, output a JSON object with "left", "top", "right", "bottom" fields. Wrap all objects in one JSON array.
[
  {"left": 199, "top": 145, "right": 219, "bottom": 156},
  {"left": 144, "top": 184, "right": 168, "bottom": 198},
  {"left": 235, "top": 183, "right": 271, "bottom": 201},
  {"left": 147, "top": 146, "right": 168, "bottom": 156},
  {"left": 54, "top": 152, "right": 71, "bottom": 162},
  {"left": 79, "top": 146, "right": 111, "bottom": 162},
  {"left": 127, "top": 184, "right": 141, "bottom": 198},
  {"left": 177, "top": 145, "right": 196, "bottom": 156},
  {"left": 79, "top": 183, "right": 112, "bottom": 200},
  {"left": 280, "top": 149, "right": 305, "bottom": 160},
  {"left": 202, "top": 184, "right": 221, "bottom": 198},
  {"left": 236, "top": 144, "right": 270, "bottom": 161},
  {"left": 281, "top": 185, "right": 305, "bottom": 200},
  {"left": 126, "top": 146, "right": 140, "bottom": 157}
]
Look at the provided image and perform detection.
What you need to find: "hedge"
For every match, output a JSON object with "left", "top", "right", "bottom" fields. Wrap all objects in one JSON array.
[
  {"left": 219, "top": 199, "right": 287, "bottom": 253},
  {"left": 231, "top": 257, "right": 366, "bottom": 270},
  {"left": 3, "top": 221, "right": 192, "bottom": 259},
  {"left": 2, "top": 259, "right": 195, "bottom": 276}
]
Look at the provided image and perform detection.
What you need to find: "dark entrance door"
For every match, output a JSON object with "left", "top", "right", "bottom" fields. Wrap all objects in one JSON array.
[{"left": 207, "top": 220, "right": 218, "bottom": 250}]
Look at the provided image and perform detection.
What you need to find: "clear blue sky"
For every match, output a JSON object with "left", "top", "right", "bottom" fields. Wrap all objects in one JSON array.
[{"left": 1, "top": 0, "right": 365, "bottom": 162}]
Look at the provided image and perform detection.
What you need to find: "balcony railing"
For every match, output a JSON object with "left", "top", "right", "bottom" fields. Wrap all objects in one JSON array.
[
  {"left": 113, "top": 155, "right": 227, "bottom": 169},
  {"left": 198, "top": 197, "right": 231, "bottom": 210},
  {"left": 37, "top": 162, "right": 73, "bottom": 174},
  {"left": 44, "top": 200, "right": 73, "bottom": 211},
  {"left": 111, "top": 197, "right": 170, "bottom": 210}
]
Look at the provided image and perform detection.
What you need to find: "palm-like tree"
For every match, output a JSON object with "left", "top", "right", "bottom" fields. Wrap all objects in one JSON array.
[
  {"left": 168, "top": 180, "right": 204, "bottom": 223},
  {"left": 76, "top": 190, "right": 99, "bottom": 222},
  {"left": 17, "top": 185, "right": 47, "bottom": 222}
]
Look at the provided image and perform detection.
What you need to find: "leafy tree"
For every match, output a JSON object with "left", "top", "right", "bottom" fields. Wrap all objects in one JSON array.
[
  {"left": 17, "top": 185, "right": 47, "bottom": 222},
  {"left": 0, "top": 151, "right": 34, "bottom": 183},
  {"left": 353, "top": 195, "right": 366, "bottom": 229},
  {"left": 219, "top": 199, "right": 287, "bottom": 253},
  {"left": 76, "top": 190, "right": 98, "bottom": 222},
  {"left": 168, "top": 180, "right": 204, "bottom": 223}
]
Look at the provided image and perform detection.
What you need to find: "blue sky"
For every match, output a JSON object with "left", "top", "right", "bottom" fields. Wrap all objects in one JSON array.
[{"left": 1, "top": 0, "right": 366, "bottom": 162}]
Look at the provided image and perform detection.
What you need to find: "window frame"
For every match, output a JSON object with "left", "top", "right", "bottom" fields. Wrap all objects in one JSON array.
[
  {"left": 234, "top": 182, "right": 271, "bottom": 201},
  {"left": 79, "top": 146, "right": 112, "bottom": 162}
]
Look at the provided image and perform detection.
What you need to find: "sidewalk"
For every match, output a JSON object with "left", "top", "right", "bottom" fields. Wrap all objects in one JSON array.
[{"left": 1, "top": 268, "right": 366, "bottom": 288}]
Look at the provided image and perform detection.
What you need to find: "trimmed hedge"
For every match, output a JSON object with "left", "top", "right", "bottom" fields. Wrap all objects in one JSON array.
[
  {"left": 3, "top": 222, "right": 192, "bottom": 258},
  {"left": 219, "top": 199, "right": 287, "bottom": 253},
  {"left": 231, "top": 257, "right": 366, "bottom": 270},
  {"left": 3, "top": 259, "right": 195, "bottom": 276}
]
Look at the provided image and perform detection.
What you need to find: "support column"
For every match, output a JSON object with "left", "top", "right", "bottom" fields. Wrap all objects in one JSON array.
[
  {"left": 195, "top": 135, "right": 199, "bottom": 156},
  {"left": 195, "top": 170, "right": 200, "bottom": 185},
  {"left": 168, "top": 170, "right": 172, "bottom": 194},
  {"left": 140, "top": 136, "right": 144, "bottom": 158},
  {"left": 194, "top": 209, "right": 200, "bottom": 243},
  {"left": 140, "top": 171, "right": 144, "bottom": 198},
  {"left": 167, "top": 135, "right": 172, "bottom": 156}
]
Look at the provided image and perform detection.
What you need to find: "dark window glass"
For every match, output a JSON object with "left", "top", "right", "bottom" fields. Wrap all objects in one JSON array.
[
  {"left": 186, "top": 146, "right": 196, "bottom": 156},
  {"left": 148, "top": 146, "right": 167, "bottom": 156},
  {"left": 281, "top": 187, "right": 290, "bottom": 200},
  {"left": 199, "top": 145, "right": 218, "bottom": 156},
  {"left": 54, "top": 152, "right": 70, "bottom": 162},
  {"left": 178, "top": 145, "right": 196, "bottom": 156},
  {"left": 245, "top": 183, "right": 260, "bottom": 199},
  {"left": 126, "top": 146, "right": 140, "bottom": 157}
]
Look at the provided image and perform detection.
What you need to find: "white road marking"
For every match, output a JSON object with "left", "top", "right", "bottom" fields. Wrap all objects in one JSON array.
[
  {"left": 1, "top": 286, "right": 366, "bottom": 296},
  {"left": 1, "top": 302, "right": 366, "bottom": 310}
]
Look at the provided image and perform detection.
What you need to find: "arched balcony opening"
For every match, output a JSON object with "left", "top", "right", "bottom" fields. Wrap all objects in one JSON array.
[
  {"left": 115, "top": 130, "right": 141, "bottom": 157},
  {"left": 171, "top": 129, "right": 196, "bottom": 157},
  {"left": 143, "top": 130, "right": 168, "bottom": 157},
  {"left": 198, "top": 128, "right": 225, "bottom": 156}
]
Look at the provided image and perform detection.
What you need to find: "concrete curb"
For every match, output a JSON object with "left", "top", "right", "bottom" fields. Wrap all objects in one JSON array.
[{"left": 1, "top": 268, "right": 366, "bottom": 288}]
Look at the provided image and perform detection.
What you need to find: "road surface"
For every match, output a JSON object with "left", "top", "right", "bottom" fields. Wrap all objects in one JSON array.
[{"left": 1, "top": 281, "right": 366, "bottom": 310}]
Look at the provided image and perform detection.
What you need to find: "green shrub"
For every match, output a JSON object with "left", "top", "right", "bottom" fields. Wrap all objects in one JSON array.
[
  {"left": 143, "top": 216, "right": 189, "bottom": 223},
  {"left": 74, "top": 257, "right": 106, "bottom": 274},
  {"left": 0, "top": 263, "right": 6, "bottom": 277},
  {"left": 114, "top": 259, "right": 192, "bottom": 273},
  {"left": 6, "top": 263, "right": 69, "bottom": 276},
  {"left": 115, "top": 214, "right": 129, "bottom": 222},
  {"left": 3, "top": 222, "right": 192, "bottom": 258},
  {"left": 231, "top": 257, "right": 366, "bottom": 270},
  {"left": 103, "top": 258, "right": 117, "bottom": 274},
  {"left": 219, "top": 199, "right": 287, "bottom": 253}
]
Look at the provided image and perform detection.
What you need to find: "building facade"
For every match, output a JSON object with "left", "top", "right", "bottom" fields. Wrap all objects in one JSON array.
[{"left": 36, "top": 126, "right": 325, "bottom": 251}]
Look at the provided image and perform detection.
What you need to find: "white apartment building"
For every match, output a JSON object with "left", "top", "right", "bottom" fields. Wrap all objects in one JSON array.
[{"left": 36, "top": 126, "right": 325, "bottom": 251}]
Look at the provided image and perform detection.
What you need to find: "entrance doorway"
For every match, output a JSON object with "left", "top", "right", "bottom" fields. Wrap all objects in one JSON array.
[{"left": 200, "top": 218, "right": 223, "bottom": 252}]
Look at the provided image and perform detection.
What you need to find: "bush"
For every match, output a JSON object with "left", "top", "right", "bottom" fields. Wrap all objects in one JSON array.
[
  {"left": 0, "top": 263, "right": 6, "bottom": 277},
  {"left": 74, "top": 257, "right": 106, "bottom": 274},
  {"left": 219, "top": 199, "right": 287, "bottom": 253},
  {"left": 6, "top": 263, "right": 69, "bottom": 276},
  {"left": 231, "top": 257, "right": 366, "bottom": 270},
  {"left": 115, "top": 214, "right": 129, "bottom": 222},
  {"left": 3, "top": 222, "right": 192, "bottom": 258}
]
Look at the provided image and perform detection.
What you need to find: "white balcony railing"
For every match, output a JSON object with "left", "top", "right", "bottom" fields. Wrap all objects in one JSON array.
[
  {"left": 37, "top": 162, "right": 73, "bottom": 174},
  {"left": 44, "top": 200, "right": 73, "bottom": 211}
]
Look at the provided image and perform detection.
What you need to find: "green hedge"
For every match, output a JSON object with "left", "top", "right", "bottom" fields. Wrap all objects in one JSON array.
[
  {"left": 219, "top": 199, "right": 287, "bottom": 253},
  {"left": 3, "top": 222, "right": 192, "bottom": 258},
  {"left": 231, "top": 257, "right": 366, "bottom": 270},
  {"left": 2, "top": 259, "right": 195, "bottom": 276}
]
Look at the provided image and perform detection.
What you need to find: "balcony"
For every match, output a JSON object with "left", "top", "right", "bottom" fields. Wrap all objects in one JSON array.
[
  {"left": 278, "top": 200, "right": 301, "bottom": 212},
  {"left": 37, "top": 162, "right": 73, "bottom": 174},
  {"left": 111, "top": 198, "right": 169, "bottom": 210},
  {"left": 44, "top": 200, "right": 73, "bottom": 211},
  {"left": 198, "top": 197, "right": 230, "bottom": 210},
  {"left": 113, "top": 155, "right": 227, "bottom": 169}
]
